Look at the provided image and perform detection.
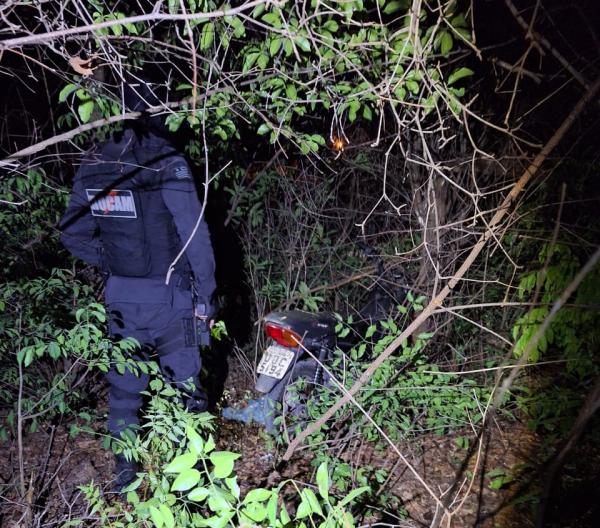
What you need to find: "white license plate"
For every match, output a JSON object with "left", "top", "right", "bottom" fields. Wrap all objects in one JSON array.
[{"left": 257, "top": 345, "right": 296, "bottom": 379}]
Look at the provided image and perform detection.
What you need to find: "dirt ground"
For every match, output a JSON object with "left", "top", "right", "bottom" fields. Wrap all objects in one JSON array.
[{"left": 0, "top": 357, "right": 596, "bottom": 527}]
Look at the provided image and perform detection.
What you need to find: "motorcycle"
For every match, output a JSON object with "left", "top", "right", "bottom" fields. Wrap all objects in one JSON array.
[{"left": 222, "top": 249, "right": 407, "bottom": 433}]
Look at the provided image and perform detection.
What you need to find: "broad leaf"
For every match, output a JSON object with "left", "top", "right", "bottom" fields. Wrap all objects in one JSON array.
[
  {"left": 149, "top": 506, "right": 163, "bottom": 528},
  {"left": 209, "top": 451, "right": 240, "bottom": 479},
  {"left": 58, "top": 83, "right": 77, "bottom": 103},
  {"left": 164, "top": 452, "right": 198, "bottom": 473},
  {"left": 243, "top": 487, "right": 272, "bottom": 504},
  {"left": 78, "top": 101, "right": 94, "bottom": 123},
  {"left": 188, "top": 486, "right": 211, "bottom": 502},
  {"left": 339, "top": 485, "right": 370, "bottom": 506},
  {"left": 200, "top": 22, "right": 214, "bottom": 50},
  {"left": 186, "top": 425, "right": 204, "bottom": 455},
  {"left": 316, "top": 462, "right": 329, "bottom": 500},
  {"left": 171, "top": 468, "right": 201, "bottom": 491},
  {"left": 158, "top": 504, "right": 175, "bottom": 528},
  {"left": 303, "top": 488, "right": 323, "bottom": 517},
  {"left": 440, "top": 31, "right": 453, "bottom": 55},
  {"left": 448, "top": 67, "right": 474, "bottom": 85}
]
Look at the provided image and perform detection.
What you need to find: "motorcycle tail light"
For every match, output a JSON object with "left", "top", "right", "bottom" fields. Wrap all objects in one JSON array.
[{"left": 264, "top": 323, "right": 302, "bottom": 348}]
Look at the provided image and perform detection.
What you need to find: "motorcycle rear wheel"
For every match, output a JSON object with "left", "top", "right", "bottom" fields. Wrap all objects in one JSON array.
[{"left": 268, "top": 360, "right": 325, "bottom": 436}]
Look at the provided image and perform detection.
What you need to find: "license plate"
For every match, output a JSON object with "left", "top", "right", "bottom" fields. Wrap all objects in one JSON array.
[{"left": 257, "top": 345, "right": 295, "bottom": 379}]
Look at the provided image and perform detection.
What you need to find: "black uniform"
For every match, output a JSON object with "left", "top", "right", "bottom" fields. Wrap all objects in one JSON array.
[{"left": 60, "top": 129, "right": 216, "bottom": 437}]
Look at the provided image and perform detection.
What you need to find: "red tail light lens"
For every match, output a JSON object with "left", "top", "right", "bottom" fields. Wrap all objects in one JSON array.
[{"left": 264, "top": 323, "right": 302, "bottom": 348}]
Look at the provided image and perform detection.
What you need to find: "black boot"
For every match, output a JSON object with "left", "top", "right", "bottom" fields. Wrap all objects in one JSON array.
[
  {"left": 112, "top": 454, "right": 140, "bottom": 494},
  {"left": 185, "top": 387, "right": 209, "bottom": 413}
]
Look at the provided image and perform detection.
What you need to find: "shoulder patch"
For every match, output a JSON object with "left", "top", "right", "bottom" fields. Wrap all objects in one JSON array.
[{"left": 174, "top": 165, "right": 192, "bottom": 180}]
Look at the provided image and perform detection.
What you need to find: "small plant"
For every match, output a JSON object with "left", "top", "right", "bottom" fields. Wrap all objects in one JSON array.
[{"left": 75, "top": 378, "right": 370, "bottom": 527}]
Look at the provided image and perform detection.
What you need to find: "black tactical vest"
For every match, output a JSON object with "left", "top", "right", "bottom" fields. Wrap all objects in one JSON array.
[{"left": 79, "top": 133, "right": 186, "bottom": 278}]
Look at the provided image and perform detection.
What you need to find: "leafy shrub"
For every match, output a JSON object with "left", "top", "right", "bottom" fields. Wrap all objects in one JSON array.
[{"left": 75, "top": 381, "right": 370, "bottom": 528}]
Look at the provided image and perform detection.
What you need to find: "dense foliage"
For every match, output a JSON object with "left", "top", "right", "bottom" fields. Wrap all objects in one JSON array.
[{"left": 1, "top": 0, "right": 599, "bottom": 526}]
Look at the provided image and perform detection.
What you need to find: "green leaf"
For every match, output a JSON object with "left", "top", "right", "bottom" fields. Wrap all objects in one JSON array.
[
  {"left": 226, "top": 476, "right": 240, "bottom": 498},
  {"left": 24, "top": 347, "right": 34, "bottom": 368},
  {"left": 159, "top": 504, "right": 175, "bottom": 528},
  {"left": 406, "top": 80, "right": 419, "bottom": 94},
  {"left": 267, "top": 491, "right": 278, "bottom": 525},
  {"left": 257, "top": 53, "right": 268, "bottom": 70},
  {"left": 299, "top": 141, "right": 311, "bottom": 155},
  {"left": 164, "top": 452, "right": 198, "bottom": 473},
  {"left": 111, "top": 19, "right": 123, "bottom": 36},
  {"left": 200, "top": 22, "right": 214, "bottom": 50},
  {"left": 229, "top": 16, "right": 245, "bottom": 38},
  {"left": 283, "top": 38, "right": 293, "bottom": 56},
  {"left": 286, "top": 84, "right": 298, "bottom": 100},
  {"left": 243, "top": 488, "right": 272, "bottom": 504},
  {"left": 241, "top": 502, "right": 268, "bottom": 522},
  {"left": 204, "top": 435, "right": 216, "bottom": 453},
  {"left": 310, "top": 134, "right": 325, "bottom": 145},
  {"left": 295, "top": 36, "right": 311, "bottom": 52},
  {"left": 207, "top": 486, "right": 233, "bottom": 512},
  {"left": 121, "top": 474, "right": 144, "bottom": 493},
  {"left": 440, "top": 31, "right": 453, "bottom": 55},
  {"left": 339, "top": 485, "right": 370, "bottom": 506},
  {"left": 394, "top": 85, "right": 406, "bottom": 101},
  {"left": 209, "top": 451, "right": 240, "bottom": 479},
  {"left": 451, "top": 14, "right": 468, "bottom": 28},
  {"left": 383, "top": 1, "right": 408, "bottom": 15},
  {"left": 323, "top": 20, "right": 339, "bottom": 32},
  {"left": 171, "top": 468, "right": 201, "bottom": 491},
  {"left": 252, "top": 4, "right": 265, "bottom": 18},
  {"left": 78, "top": 101, "right": 94, "bottom": 123},
  {"left": 188, "top": 486, "right": 211, "bottom": 501},
  {"left": 59, "top": 83, "right": 77, "bottom": 103},
  {"left": 186, "top": 426, "right": 204, "bottom": 455},
  {"left": 213, "top": 126, "right": 227, "bottom": 141},
  {"left": 296, "top": 498, "right": 311, "bottom": 519},
  {"left": 269, "top": 37, "right": 282, "bottom": 56},
  {"left": 243, "top": 51, "right": 259, "bottom": 73},
  {"left": 303, "top": 488, "right": 323, "bottom": 516},
  {"left": 149, "top": 506, "right": 164, "bottom": 528},
  {"left": 448, "top": 67, "right": 474, "bottom": 85},
  {"left": 316, "top": 462, "right": 329, "bottom": 500},
  {"left": 124, "top": 22, "right": 138, "bottom": 34},
  {"left": 261, "top": 12, "right": 281, "bottom": 28},
  {"left": 46, "top": 341, "right": 60, "bottom": 359},
  {"left": 257, "top": 123, "right": 270, "bottom": 135},
  {"left": 280, "top": 504, "right": 291, "bottom": 524},
  {"left": 489, "top": 477, "right": 504, "bottom": 490}
]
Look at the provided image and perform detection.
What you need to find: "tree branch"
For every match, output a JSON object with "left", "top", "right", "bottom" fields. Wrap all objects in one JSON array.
[{"left": 0, "top": 0, "right": 272, "bottom": 50}]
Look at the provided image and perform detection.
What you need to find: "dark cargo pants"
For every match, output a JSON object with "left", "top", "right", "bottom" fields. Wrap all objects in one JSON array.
[{"left": 105, "top": 276, "right": 202, "bottom": 437}]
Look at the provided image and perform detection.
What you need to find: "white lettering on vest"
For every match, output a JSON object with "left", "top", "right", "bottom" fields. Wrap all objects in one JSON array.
[{"left": 86, "top": 189, "right": 138, "bottom": 218}]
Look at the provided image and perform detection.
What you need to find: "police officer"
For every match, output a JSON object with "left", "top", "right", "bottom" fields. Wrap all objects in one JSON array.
[{"left": 60, "top": 78, "right": 216, "bottom": 491}]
